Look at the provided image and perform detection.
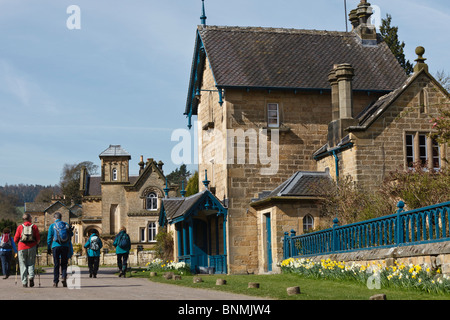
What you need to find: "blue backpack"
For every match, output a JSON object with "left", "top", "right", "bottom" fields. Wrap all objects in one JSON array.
[
  {"left": 118, "top": 232, "right": 131, "bottom": 249},
  {"left": 54, "top": 221, "right": 70, "bottom": 244}
]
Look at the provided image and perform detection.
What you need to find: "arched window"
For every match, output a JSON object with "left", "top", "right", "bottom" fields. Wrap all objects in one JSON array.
[
  {"left": 303, "top": 215, "right": 314, "bottom": 233},
  {"left": 148, "top": 222, "right": 157, "bottom": 242},
  {"left": 112, "top": 168, "right": 118, "bottom": 181},
  {"left": 146, "top": 192, "right": 158, "bottom": 211}
]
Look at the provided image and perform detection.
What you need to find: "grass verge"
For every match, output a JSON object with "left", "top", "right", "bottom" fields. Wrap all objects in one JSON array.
[{"left": 131, "top": 269, "right": 450, "bottom": 300}]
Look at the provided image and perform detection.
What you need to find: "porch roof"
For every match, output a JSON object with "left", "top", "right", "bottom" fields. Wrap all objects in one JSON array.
[
  {"left": 160, "top": 189, "right": 227, "bottom": 225},
  {"left": 250, "top": 170, "right": 332, "bottom": 207}
]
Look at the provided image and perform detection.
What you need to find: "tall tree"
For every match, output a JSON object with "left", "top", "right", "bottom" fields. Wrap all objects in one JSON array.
[
  {"left": 185, "top": 171, "right": 199, "bottom": 197},
  {"left": 165, "top": 164, "right": 191, "bottom": 189},
  {"left": 60, "top": 161, "right": 98, "bottom": 205},
  {"left": 0, "top": 192, "right": 20, "bottom": 221},
  {"left": 380, "top": 14, "right": 414, "bottom": 75}
]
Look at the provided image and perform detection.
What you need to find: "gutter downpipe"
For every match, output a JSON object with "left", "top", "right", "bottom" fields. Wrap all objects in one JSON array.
[{"left": 332, "top": 150, "right": 339, "bottom": 183}]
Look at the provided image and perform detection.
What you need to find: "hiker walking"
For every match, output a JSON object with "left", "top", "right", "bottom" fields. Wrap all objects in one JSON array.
[
  {"left": 113, "top": 227, "right": 131, "bottom": 278},
  {"left": 14, "top": 214, "right": 40, "bottom": 287},
  {"left": 0, "top": 227, "right": 17, "bottom": 279},
  {"left": 84, "top": 229, "right": 102, "bottom": 278},
  {"left": 47, "top": 212, "right": 73, "bottom": 288}
]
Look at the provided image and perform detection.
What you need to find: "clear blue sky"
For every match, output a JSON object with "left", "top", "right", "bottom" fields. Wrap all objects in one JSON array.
[{"left": 0, "top": 0, "right": 449, "bottom": 186}]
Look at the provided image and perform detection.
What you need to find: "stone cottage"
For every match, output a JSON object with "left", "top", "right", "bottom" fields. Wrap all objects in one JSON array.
[
  {"left": 78, "top": 145, "right": 176, "bottom": 249},
  {"left": 164, "top": 0, "right": 449, "bottom": 274}
]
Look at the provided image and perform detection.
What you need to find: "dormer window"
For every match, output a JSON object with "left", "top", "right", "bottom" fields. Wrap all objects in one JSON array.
[
  {"left": 112, "top": 168, "right": 118, "bottom": 181},
  {"left": 146, "top": 192, "right": 158, "bottom": 211}
]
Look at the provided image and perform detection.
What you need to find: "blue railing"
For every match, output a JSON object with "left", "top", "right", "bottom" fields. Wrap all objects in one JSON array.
[{"left": 283, "top": 201, "right": 450, "bottom": 259}]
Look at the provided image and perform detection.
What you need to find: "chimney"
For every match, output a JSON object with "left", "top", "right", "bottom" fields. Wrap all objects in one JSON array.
[
  {"left": 348, "top": 9, "right": 359, "bottom": 30},
  {"left": 79, "top": 166, "right": 87, "bottom": 195},
  {"left": 352, "top": 0, "right": 377, "bottom": 45},
  {"left": 328, "top": 66, "right": 339, "bottom": 121},
  {"left": 336, "top": 63, "right": 355, "bottom": 119},
  {"left": 138, "top": 155, "right": 145, "bottom": 175},
  {"left": 157, "top": 160, "right": 164, "bottom": 172},
  {"left": 413, "top": 46, "right": 428, "bottom": 74},
  {"left": 327, "top": 64, "right": 357, "bottom": 147}
]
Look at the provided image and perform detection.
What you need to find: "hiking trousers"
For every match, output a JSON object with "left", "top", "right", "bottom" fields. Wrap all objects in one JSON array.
[
  {"left": 87, "top": 256, "right": 100, "bottom": 276},
  {"left": 117, "top": 252, "right": 129, "bottom": 272},
  {"left": 18, "top": 247, "right": 36, "bottom": 285},
  {"left": 0, "top": 251, "right": 12, "bottom": 276},
  {"left": 52, "top": 246, "right": 69, "bottom": 284}
]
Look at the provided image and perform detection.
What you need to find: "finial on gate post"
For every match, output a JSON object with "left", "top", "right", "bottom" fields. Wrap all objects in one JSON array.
[
  {"left": 200, "top": 0, "right": 207, "bottom": 26},
  {"left": 180, "top": 180, "right": 187, "bottom": 198}
]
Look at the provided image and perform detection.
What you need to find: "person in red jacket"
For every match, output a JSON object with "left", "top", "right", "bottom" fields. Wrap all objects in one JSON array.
[{"left": 14, "top": 213, "right": 40, "bottom": 287}]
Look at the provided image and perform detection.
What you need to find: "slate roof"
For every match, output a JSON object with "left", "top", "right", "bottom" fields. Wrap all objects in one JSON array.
[
  {"left": 162, "top": 191, "right": 207, "bottom": 222},
  {"left": 99, "top": 145, "right": 131, "bottom": 158},
  {"left": 252, "top": 170, "right": 332, "bottom": 204},
  {"left": 24, "top": 202, "right": 50, "bottom": 213},
  {"left": 84, "top": 176, "right": 102, "bottom": 197},
  {"left": 198, "top": 25, "right": 407, "bottom": 92},
  {"left": 162, "top": 189, "right": 227, "bottom": 223}
]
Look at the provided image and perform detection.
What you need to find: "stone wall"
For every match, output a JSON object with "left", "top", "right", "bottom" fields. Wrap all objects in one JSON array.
[
  {"left": 36, "top": 250, "right": 156, "bottom": 268},
  {"left": 304, "top": 241, "right": 450, "bottom": 275}
]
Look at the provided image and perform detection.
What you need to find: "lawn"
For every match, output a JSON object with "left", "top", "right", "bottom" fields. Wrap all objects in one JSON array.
[{"left": 131, "top": 269, "right": 450, "bottom": 300}]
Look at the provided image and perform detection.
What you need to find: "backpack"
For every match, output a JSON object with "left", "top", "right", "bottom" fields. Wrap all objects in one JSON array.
[
  {"left": 53, "top": 221, "right": 70, "bottom": 244},
  {"left": 90, "top": 235, "right": 100, "bottom": 251},
  {"left": 0, "top": 234, "right": 12, "bottom": 249},
  {"left": 20, "top": 224, "right": 35, "bottom": 243},
  {"left": 118, "top": 232, "right": 130, "bottom": 249}
]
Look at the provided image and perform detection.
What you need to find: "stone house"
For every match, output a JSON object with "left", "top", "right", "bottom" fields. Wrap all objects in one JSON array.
[
  {"left": 163, "top": 0, "right": 450, "bottom": 275},
  {"left": 24, "top": 197, "right": 81, "bottom": 240},
  {"left": 314, "top": 51, "right": 450, "bottom": 190},
  {"left": 78, "top": 145, "right": 176, "bottom": 250}
]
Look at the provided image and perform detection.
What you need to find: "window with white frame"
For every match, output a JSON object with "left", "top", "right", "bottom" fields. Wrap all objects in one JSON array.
[
  {"left": 303, "top": 215, "right": 314, "bottom": 233},
  {"left": 267, "top": 103, "right": 279, "bottom": 128},
  {"left": 146, "top": 192, "right": 158, "bottom": 211},
  {"left": 148, "top": 222, "right": 157, "bottom": 242},
  {"left": 112, "top": 168, "right": 118, "bottom": 181}
]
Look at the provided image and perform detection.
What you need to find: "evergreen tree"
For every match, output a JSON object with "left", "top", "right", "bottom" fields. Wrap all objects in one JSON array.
[
  {"left": 380, "top": 14, "right": 414, "bottom": 75},
  {"left": 185, "top": 171, "right": 199, "bottom": 197},
  {"left": 165, "top": 164, "right": 191, "bottom": 190}
]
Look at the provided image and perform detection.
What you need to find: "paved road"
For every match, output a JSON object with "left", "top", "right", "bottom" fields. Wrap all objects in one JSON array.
[{"left": 0, "top": 267, "right": 268, "bottom": 301}]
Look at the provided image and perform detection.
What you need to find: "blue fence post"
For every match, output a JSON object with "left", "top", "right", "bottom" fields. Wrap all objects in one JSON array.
[
  {"left": 332, "top": 218, "right": 339, "bottom": 253},
  {"left": 290, "top": 230, "right": 296, "bottom": 257},
  {"left": 283, "top": 232, "right": 289, "bottom": 259},
  {"left": 395, "top": 201, "right": 405, "bottom": 245}
]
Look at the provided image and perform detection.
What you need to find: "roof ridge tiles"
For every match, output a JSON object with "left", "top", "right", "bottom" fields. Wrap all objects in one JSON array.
[{"left": 199, "top": 25, "right": 351, "bottom": 37}]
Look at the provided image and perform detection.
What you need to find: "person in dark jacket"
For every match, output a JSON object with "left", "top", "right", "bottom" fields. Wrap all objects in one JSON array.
[
  {"left": 47, "top": 212, "right": 73, "bottom": 288},
  {"left": 84, "top": 230, "right": 103, "bottom": 278},
  {"left": 113, "top": 227, "right": 131, "bottom": 277},
  {"left": 0, "top": 228, "right": 17, "bottom": 279}
]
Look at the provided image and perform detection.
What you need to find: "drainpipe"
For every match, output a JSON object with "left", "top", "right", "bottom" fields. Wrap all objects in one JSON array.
[{"left": 332, "top": 150, "right": 340, "bottom": 183}]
